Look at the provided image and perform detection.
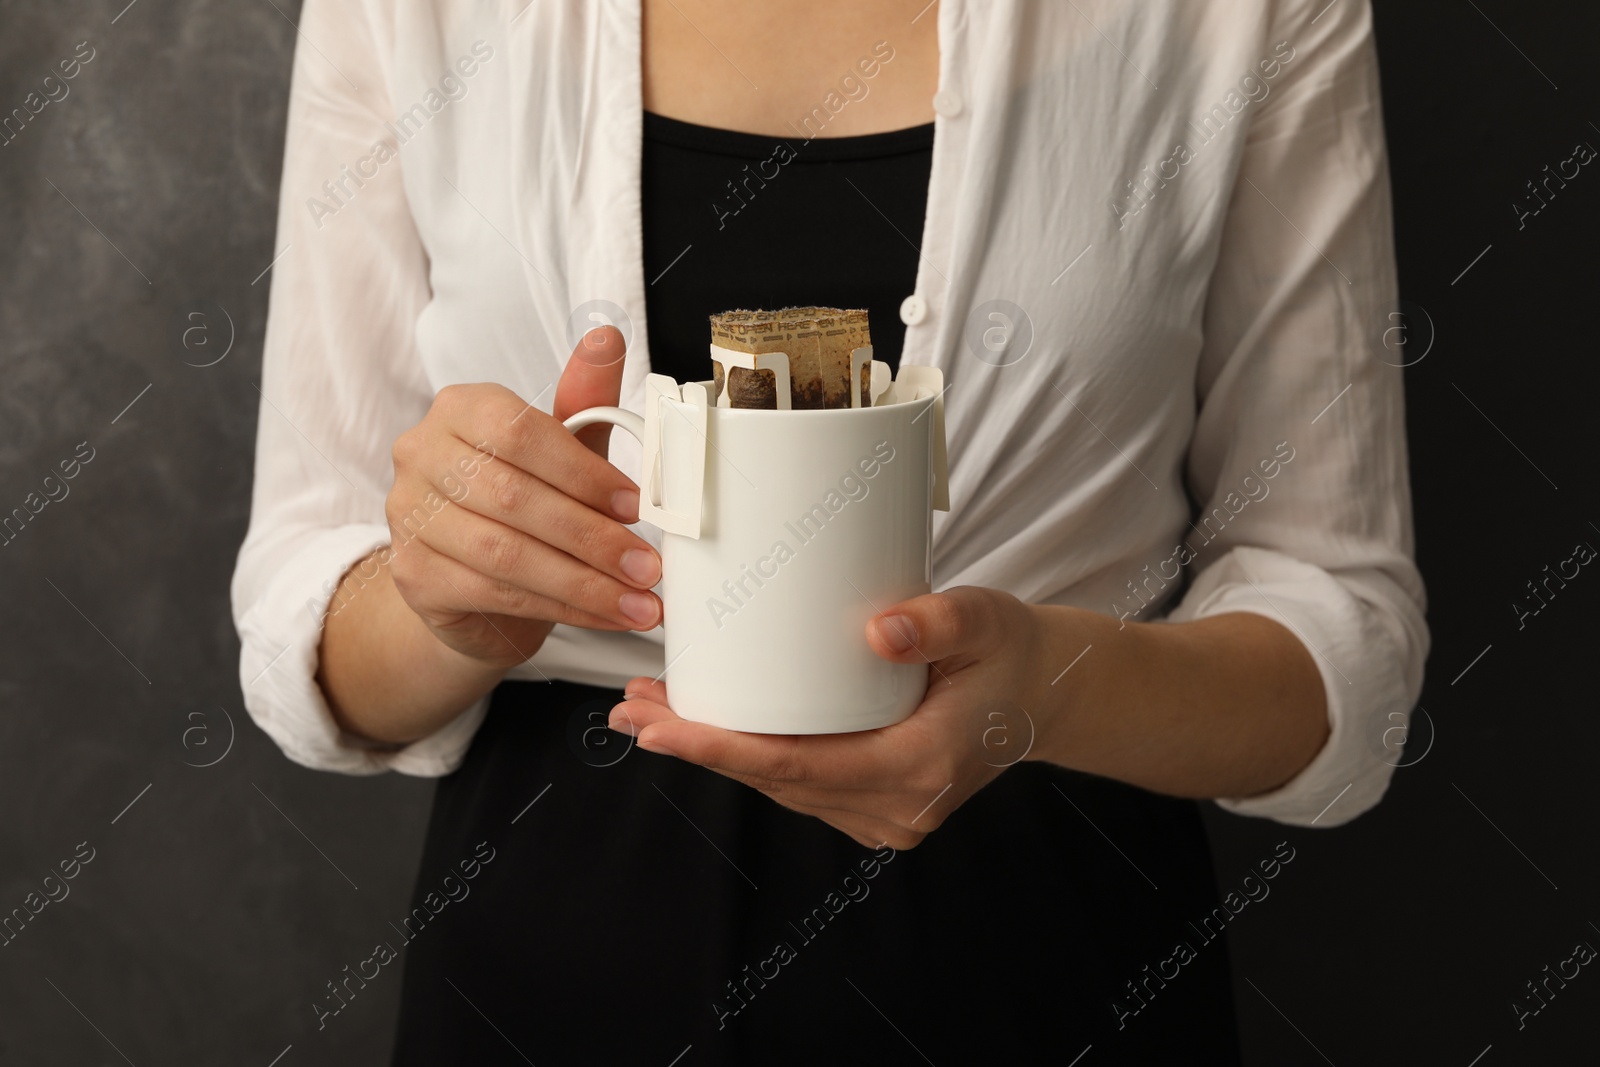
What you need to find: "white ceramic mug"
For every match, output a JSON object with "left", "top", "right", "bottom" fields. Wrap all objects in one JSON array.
[{"left": 562, "top": 365, "right": 949, "bottom": 734}]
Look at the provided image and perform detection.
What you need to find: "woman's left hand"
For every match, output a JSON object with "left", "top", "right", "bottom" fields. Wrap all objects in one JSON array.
[{"left": 608, "top": 586, "right": 1051, "bottom": 849}]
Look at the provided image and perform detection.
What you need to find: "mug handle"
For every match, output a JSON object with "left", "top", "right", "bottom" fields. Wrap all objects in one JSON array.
[
  {"left": 562, "top": 400, "right": 703, "bottom": 538},
  {"left": 561, "top": 408, "right": 652, "bottom": 512},
  {"left": 563, "top": 406, "right": 645, "bottom": 444}
]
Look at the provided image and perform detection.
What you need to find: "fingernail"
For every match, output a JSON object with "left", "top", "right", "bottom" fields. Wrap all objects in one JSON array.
[
  {"left": 620, "top": 547, "right": 660, "bottom": 585},
  {"left": 878, "top": 614, "right": 917, "bottom": 653},
  {"left": 619, "top": 591, "right": 659, "bottom": 627},
  {"left": 608, "top": 713, "right": 639, "bottom": 737},
  {"left": 639, "top": 735, "right": 677, "bottom": 758},
  {"left": 577, "top": 326, "right": 622, "bottom": 367},
  {"left": 612, "top": 488, "right": 640, "bottom": 523}
]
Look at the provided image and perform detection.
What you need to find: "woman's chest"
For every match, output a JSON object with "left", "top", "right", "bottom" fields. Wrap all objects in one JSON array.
[{"left": 638, "top": 0, "right": 939, "bottom": 137}]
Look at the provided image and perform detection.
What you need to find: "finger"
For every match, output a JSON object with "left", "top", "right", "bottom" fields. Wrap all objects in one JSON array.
[
  {"left": 621, "top": 710, "right": 923, "bottom": 826},
  {"left": 865, "top": 586, "right": 1010, "bottom": 665},
  {"left": 423, "top": 436, "right": 661, "bottom": 591},
  {"left": 607, "top": 695, "right": 678, "bottom": 737},
  {"left": 553, "top": 325, "right": 628, "bottom": 457},
  {"left": 622, "top": 676, "right": 668, "bottom": 702},
  {"left": 429, "top": 380, "right": 640, "bottom": 527},
  {"left": 603, "top": 698, "right": 653, "bottom": 739},
  {"left": 634, "top": 719, "right": 890, "bottom": 788},
  {"left": 388, "top": 536, "right": 628, "bottom": 634},
  {"left": 396, "top": 498, "right": 661, "bottom": 630}
]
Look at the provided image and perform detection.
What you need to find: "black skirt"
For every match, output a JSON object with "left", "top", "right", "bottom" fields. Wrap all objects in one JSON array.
[{"left": 391, "top": 679, "right": 1242, "bottom": 1066}]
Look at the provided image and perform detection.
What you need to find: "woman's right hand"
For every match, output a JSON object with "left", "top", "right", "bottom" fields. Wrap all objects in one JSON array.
[{"left": 381, "top": 325, "right": 661, "bottom": 669}]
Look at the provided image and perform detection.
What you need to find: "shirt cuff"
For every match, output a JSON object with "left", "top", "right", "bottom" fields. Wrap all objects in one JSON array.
[
  {"left": 235, "top": 523, "right": 488, "bottom": 777},
  {"left": 1160, "top": 545, "right": 1410, "bottom": 827}
]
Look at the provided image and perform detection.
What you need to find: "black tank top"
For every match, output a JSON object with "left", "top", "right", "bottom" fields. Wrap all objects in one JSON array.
[
  {"left": 389, "top": 113, "right": 1241, "bottom": 1066},
  {"left": 638, "top": 109, "right": 931, "bottom": 383}
]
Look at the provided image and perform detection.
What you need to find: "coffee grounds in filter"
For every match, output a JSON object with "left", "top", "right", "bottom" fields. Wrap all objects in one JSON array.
[{"left": 709, "top": 307, "right": 873, "bottom": 409}]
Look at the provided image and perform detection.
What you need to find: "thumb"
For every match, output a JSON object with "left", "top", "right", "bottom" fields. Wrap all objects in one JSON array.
[
  {"left": 553, "top": 324, "right": 627, "bottom": 457},
  {"left": 866, "top": 586, "right": 1009, "bottom": 664}
]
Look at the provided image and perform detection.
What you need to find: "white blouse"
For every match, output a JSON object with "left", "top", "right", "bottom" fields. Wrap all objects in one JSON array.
[{"left": 232, "top": 0, "right": 1428, "bottom": 827}]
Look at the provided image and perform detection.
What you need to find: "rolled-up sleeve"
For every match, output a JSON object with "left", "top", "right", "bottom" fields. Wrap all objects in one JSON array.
[
  {"left": 1162, "top": 0, "right": 1429, "bottom": 826},
  {"left": 230, "top": 0, "right": 487, "bottom": 776}
]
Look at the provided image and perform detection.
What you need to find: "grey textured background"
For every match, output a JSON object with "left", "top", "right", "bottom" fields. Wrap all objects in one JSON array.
[
  {"left": 1, "top": 2, "right": 430, "bottom": 1064},
  {"left": 1, "top": 1, "right": 1597, "bottom": 1065}
]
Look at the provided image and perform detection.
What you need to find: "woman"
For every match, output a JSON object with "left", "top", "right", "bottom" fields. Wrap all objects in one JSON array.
[{"left": 232, "top": 0, "right": 1427, "bottom": 1062}]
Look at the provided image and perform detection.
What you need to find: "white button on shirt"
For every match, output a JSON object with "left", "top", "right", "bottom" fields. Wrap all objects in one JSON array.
[
  {"left": 932, "top": 89, "right": 963, "bottom": 118},
  {"left": 232, "top": 0, "right": 1428, "bottom": 827},
  {"left": 900, "top": 294, "right": 929, "bottom": 326}
]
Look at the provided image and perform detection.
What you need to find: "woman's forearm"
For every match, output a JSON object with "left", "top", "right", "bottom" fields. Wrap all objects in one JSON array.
[
  {"left": 315, "top": 551, "right": 513, "bottom": 746},
  {"left": 1026, "top": 605, "right": 1330, "bottom": 800}
]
